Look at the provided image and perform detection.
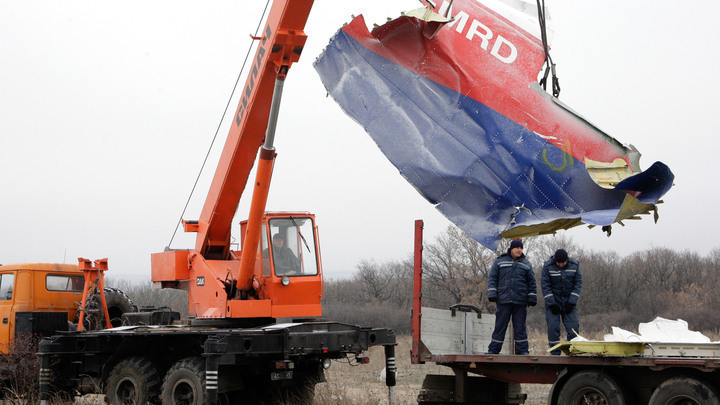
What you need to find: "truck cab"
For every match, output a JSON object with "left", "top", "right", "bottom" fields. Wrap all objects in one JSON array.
[
  {"left": 152, "top": 212, "right": 324, "bottom": 320},
  {"left": 255, "top": 213, "right": 323, "bottom": 317},
  {"left": 0, "top": 263, "right": 83, "bottom": 352}
]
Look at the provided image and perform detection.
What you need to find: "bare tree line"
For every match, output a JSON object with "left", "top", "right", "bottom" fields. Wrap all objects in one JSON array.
[
  {"left": 323, "top": 226, "right": 720, "bottom": 335},
  {"left": 106, "top": 227, "right": 720, "bottom": 336}
]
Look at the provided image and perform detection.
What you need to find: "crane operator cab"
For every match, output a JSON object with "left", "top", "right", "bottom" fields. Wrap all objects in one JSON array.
[
  {"left": 262, "top": 217, "right": 319, "bottom": 278},
  {"left": 152, "top": 212, "right": 324, "bottom": 320},
  {"left": 242, "top": 212, "right": 324, "bottom": 319}
]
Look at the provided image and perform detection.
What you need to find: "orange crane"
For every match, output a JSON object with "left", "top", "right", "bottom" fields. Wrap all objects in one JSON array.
[
  {"left": 37, "top": 2, "right": 396, "bottom": 404},
  {"left": 151, "top": 0, "right": 322, "bottom": 321}
]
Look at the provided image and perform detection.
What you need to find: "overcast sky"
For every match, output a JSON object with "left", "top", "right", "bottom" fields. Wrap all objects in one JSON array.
[{"left": 1, "top": 0, "right": 718, "bottom": 282}]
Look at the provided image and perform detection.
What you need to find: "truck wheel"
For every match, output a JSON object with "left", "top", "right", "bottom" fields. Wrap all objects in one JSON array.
[
  {"left": 161, "top": 357, "right": 207, "bottom": 405},
  {"left": 649, "top": 376, "right": 720, "bottom": 405},
  {"left": 557, "top": 370, "right": 627, "bottom": 405},
  {"left": 105, "top": 357, "right": 161, "bottom": 405}
]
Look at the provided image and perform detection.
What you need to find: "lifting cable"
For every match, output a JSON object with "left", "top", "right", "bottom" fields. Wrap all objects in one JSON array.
[
  {"left": 536, "top": 0, "right": 560, "bottom": 98},
  {"left": 168, "top": 0, "right": 273, "bottom": 248}
]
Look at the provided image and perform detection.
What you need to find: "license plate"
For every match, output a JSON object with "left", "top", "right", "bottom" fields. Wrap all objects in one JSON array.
[{"left": 270, "top": 370, "right": 293, "bottom": 381}]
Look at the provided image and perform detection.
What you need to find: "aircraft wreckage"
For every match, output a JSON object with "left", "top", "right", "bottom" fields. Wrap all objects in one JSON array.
[{"left": 314, "top": 0, "right": 674, "bottom": 249}]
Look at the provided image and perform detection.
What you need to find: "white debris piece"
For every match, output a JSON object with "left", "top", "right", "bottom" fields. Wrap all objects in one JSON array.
[
  {"left": 573, "top": 317, "right": 712, "bottom": 344},
  {"left": 567, "top": 317, "right": 720, "bottom": 357},
  {"left": 638, "top": 317, "right": 711, "bottom": 343}
]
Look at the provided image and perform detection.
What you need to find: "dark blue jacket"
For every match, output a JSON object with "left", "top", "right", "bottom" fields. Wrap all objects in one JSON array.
[
  {"left": 541, "top": 256, "right": 582, "bottom": 307},
  {"left": 488, "top": 252, "right": 537, "bottom": 305}
]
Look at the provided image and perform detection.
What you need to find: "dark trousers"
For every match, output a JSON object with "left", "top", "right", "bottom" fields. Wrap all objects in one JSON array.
[
  {"left": 488, "top": 303, "right": 529, "bottom": 354},
  {"left": 546, "top": 306, "right": 580, "bottom": 355}
]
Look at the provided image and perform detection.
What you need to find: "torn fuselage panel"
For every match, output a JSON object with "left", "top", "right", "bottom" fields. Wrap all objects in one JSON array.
[{"left": 314, "top": 0, "right": 673, "bottom": 249}]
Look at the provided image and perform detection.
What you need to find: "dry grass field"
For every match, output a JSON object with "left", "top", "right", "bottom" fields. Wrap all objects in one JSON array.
[{"left": 316, "top": 335, "right": 452, "bottom": 404}]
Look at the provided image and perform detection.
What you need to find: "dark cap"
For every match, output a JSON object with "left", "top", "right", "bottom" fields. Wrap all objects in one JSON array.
[
  {"left": 554, "top": 249, "right": 568, "bottom": 263},
  {"left": 273, "top": 233, "right": 284, "bottom": 240},
  {"left": 509, "top": 239, "right": 523, "bottom": 249}
]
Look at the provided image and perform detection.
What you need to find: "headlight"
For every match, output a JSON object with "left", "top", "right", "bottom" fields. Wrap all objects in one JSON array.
[
  {"left": 281, "top": 276, "right": 290, "bottom": 286},
  {"left": 322, "top": 358, "right": 331, "bottom": 369}
]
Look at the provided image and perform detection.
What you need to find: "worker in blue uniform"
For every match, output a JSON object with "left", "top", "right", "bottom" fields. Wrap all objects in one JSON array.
[
  {"left": 542, "top": 248, "right": 582, "bottom": 355},
  {"left": 487, "top": 239, "right": 537, "bottom": 355}
]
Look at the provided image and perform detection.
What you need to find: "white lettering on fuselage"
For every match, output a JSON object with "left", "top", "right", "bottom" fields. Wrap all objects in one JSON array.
[{"left": 438, "top": 2, "right": 518, "bottom": 64}]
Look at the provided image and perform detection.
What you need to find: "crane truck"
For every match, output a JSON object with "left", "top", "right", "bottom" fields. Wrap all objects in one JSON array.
[{"left": 35, "top": 1, "right": 396, "bottom": 404}]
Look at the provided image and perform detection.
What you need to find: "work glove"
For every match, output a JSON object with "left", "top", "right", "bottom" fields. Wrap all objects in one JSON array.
[
  {"left": 489, "top": 296, "right": 497, "bottom": 302},
  {"left": 549, "top": 304, "right": 561, "bottom": 315},
  {"left": 564, "top": 303, "right": 575, "bottom": 314},
  {"left": 527, "top": 301, "right": 536, "bottom": 307}
]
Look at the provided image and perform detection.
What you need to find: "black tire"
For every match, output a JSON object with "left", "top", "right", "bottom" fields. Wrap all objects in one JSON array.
[
  {"left": 105, "top": 357, "right": 161, "bottom": 405},
  {"left": 557, "top": 370, "right": 628, "bottom": 405},
  {"left": 104, "top": 287, "right": 136, "bottom": 326},
  {"left": 649, "top": 376, "right": 720, "bottom": 405},
  {"left": 79, "top": 287, "right": 136, "bottom": 329},
  {"left": 161, "top": 357, "right": 207, "bottom": 405}
]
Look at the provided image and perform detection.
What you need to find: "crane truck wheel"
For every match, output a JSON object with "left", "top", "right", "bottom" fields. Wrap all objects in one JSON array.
[
  {"left": 105, "top": 356, "right": 161, "bottom": 405},
  {"left": 161, "top": 357, "right": 207, "bottom": 405},
  {"left": 556, "top": 370, "right": 628, "bottom": 405},
  {"left": 648, "top": 376, "right": 720, "bottom": 405}
]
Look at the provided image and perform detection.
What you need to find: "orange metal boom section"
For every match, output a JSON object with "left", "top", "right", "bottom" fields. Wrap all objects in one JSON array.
[
  {"left": 196, "top": 0, "right": 312, "bottom": 259},
  {"left": 151, "top": 0, "right": 320, "bottom": 320}
]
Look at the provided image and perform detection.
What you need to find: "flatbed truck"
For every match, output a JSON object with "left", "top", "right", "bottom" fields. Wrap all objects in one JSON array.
[{"left": 411, "top": 220, "right": 720, "bottom": 405}]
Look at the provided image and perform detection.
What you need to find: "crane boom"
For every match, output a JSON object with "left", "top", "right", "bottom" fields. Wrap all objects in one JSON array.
[
  {"left": 194, "top": 0, "right": 312, "bottom": 259},
  {"left": 152, "top": 0, "right": 321, "bottom": 320}
]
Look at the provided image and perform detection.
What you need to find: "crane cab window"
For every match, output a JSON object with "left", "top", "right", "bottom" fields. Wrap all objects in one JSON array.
[
  {"left": 46, "top": 274, "right": 85, "bottom": 292},
  {"left": 267, "top": 217, "right": 319, "bottom": 277},
  {"left": 0, "top": 274, "right": 14, "bottom": 300}
]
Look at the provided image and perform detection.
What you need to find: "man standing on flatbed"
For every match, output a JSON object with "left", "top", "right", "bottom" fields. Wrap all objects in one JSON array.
[
  {"left": 487, "top": 239, "right": 537, "bottom": 355},
  {"left": 542, "top": 248, "right": 582, "bottom": 355}
]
